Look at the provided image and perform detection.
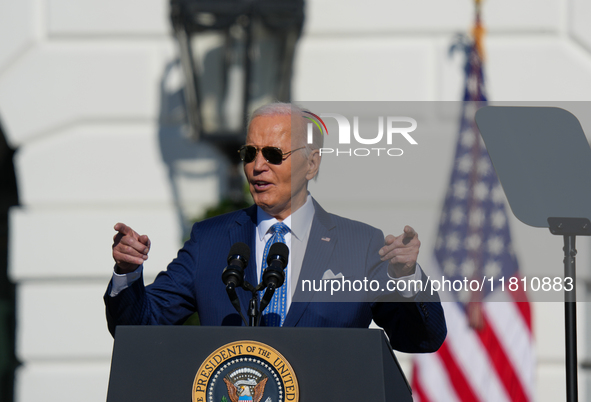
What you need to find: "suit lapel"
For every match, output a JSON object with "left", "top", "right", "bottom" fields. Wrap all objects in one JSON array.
[
  {"left": 284, "top": 199, "right": 336, "bottom": 326},
  {"left": 228, "top": 205, "right": 258, "bottom": 314}
]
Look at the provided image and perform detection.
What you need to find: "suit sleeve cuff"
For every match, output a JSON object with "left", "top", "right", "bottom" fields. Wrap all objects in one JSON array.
[
  {"left": 109, "top": 265, "right": 143, "bottom": 297},
  {"left": 387, "top": 263, "right": 424, "bottom": 298}
]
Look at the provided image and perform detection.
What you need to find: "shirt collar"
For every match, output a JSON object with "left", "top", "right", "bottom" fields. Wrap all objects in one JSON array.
[{"left": 256, "top": 194, "right": 315, "bottom": 241}]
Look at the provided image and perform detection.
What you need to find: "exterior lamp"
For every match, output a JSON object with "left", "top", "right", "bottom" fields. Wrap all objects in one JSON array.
[{"left": 170, "top": 0, "right": 305, "bottom": 201}]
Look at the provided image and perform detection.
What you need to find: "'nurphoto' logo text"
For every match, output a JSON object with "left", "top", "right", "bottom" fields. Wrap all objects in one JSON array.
[{"left": 308, "top": 113, "right": 418, "bottom": 157}]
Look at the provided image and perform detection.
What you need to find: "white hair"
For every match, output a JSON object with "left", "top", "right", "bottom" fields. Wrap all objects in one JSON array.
[{"left": 247, "top": 102, "right": 324, "bottom": 157}]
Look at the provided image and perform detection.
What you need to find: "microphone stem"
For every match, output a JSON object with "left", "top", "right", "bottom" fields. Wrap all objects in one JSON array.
[
  {"left": 226, "top": 283, "right": 248, "bottom": 326},
  {"left": 248, "top": 295, "right": 259, "bottom": 327}
]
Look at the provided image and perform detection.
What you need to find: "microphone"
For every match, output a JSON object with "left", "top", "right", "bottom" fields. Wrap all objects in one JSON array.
[
  {"left": 260, "top": 242, "right": 289, "bottom": 314},
  {"left": 222, "top": 242, "right": 250, "bottom": 319},
  {"left": 222, "top": 242, "right": 250, "bottom": 288}
]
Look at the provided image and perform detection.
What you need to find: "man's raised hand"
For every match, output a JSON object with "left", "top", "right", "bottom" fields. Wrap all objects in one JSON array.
[
  {"left": 379, "top": 225, "right": 420, "bottom": 278},
  {"left": 112, "top": 223, "right": 151, "bottom": 274}
]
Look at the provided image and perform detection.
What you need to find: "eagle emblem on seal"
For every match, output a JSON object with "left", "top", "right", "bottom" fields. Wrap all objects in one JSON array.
[{"left": 222, "top": 367, "right": 269, "bottom": 402}]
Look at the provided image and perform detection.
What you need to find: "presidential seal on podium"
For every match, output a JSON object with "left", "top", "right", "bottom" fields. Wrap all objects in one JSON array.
[{"left": 193, "top": 340, "right": 299, "bottom": 402}]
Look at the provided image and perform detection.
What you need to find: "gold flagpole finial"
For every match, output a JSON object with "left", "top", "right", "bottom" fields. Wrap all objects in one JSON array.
[{"left": 472, "top": 0, "right": 485, "bottom": 60}]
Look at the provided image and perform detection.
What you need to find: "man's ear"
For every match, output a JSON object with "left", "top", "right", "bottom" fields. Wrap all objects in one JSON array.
[{"left": 305, "top": 149, "right": 321, "bottom": 180}]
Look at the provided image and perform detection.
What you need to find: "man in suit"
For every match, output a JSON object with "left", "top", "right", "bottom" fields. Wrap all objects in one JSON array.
[{"left": 105, "top": 103, "right": 446, "bottom": 353}]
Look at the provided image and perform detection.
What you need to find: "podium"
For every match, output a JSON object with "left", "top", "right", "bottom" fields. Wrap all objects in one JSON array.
[{"left": 106, "top": 326, "right": 412, "bottom": 401}]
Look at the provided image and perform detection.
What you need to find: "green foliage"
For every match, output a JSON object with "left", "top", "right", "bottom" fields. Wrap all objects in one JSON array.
[
  {"left": 221, "top": 396, "right": 229, "bottom": 402},
  {"left": 199, "top": 197, "right": 252, "bottom": 221},
  {"left": 182, "top": 313, "right": 201, "bottom": 326},
  {"left": 195, "top": 183, "right": 253, "bottom": 222}
]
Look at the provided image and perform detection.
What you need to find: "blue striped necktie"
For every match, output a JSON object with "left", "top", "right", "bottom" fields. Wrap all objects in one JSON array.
[{"left": 260, "top": 222, "right": 290, "bottom": 326}]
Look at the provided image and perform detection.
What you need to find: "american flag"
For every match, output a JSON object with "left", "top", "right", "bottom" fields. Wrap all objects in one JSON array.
[{"left": 411, "top": 6, "right": 535, "bottom": 401}]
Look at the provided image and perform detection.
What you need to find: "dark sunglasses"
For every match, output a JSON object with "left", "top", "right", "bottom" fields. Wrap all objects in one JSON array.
[{"left": 238, "top": 145, "right": 305, "bottom": 165}]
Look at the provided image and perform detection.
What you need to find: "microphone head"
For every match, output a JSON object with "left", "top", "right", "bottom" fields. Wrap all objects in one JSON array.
[
  {"left": 267, "top": 242, "right": 289, "bottom": 267},
  {"left": 227, "top": 242, "right": 250, "bottom": 265}
]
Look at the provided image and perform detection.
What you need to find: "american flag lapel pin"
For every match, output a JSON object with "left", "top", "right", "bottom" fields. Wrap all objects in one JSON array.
[{"left": 321, "top": 237, "right": 330, "bottom": 242}]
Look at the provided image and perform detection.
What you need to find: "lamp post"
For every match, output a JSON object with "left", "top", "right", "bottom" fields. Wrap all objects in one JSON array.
[{"left": 170, "top": 0, "right": 305, "bottom": 202}]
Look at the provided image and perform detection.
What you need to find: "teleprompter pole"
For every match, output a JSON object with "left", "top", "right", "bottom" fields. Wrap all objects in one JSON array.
[
  {"left": 564, "top": 234, "right": 577, "bottom": 402},
  {"left": 548, "top": 217, "right": 591, "bottom": 402}
]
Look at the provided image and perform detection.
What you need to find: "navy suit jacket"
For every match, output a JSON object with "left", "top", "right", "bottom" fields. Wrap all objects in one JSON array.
[{"left": 105, "top": 200, "right": 446, "bottom": 353}]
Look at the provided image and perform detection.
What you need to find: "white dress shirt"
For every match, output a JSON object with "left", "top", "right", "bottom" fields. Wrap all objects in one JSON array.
[{"left": 255, "top": 194, "right": 316, "bottom": 308}]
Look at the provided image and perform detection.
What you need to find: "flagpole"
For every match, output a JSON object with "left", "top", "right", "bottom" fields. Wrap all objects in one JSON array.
[{"left": 412, "top": 1, "right": 536, "bottom": 399}]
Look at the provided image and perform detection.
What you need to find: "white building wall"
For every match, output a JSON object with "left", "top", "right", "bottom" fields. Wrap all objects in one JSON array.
[{"left": 0, "top": 0, "right": 590, "bottom": 401}]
